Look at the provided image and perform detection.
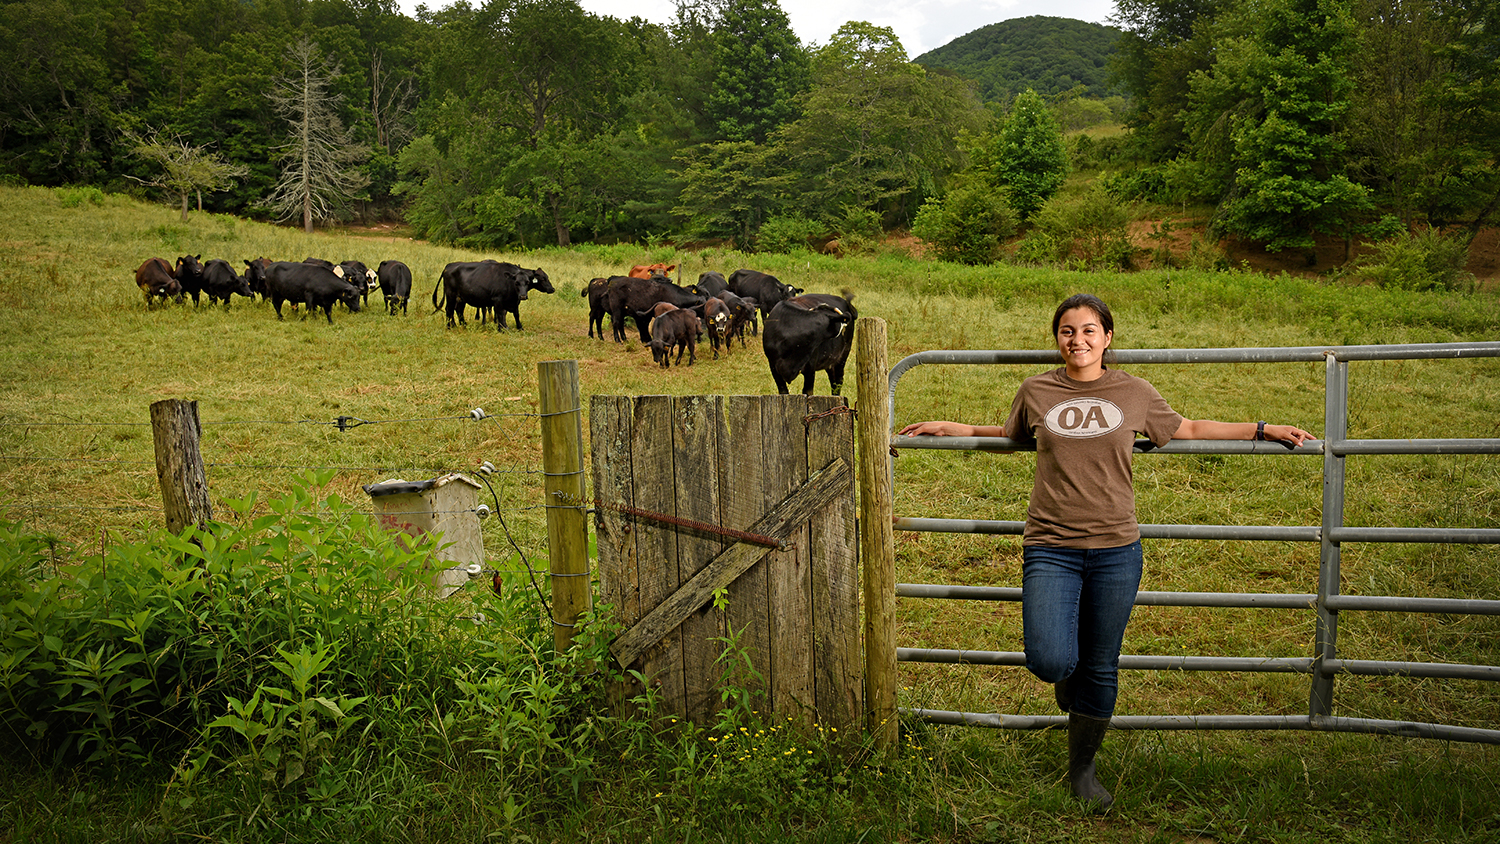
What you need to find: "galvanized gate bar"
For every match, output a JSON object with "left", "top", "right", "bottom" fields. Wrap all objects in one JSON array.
[{"left": 886, "top": 340, "right": 1500, "bottom": 745}]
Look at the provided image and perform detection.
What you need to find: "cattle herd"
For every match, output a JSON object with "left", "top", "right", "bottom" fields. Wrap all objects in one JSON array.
[{"left": 132, "top": 255, "right": 857, "bottom": 395}]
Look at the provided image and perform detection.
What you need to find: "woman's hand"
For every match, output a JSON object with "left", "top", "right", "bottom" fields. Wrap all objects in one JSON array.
[
  {"left": 898, "top": 421, "right": 992, "bottom": 437},
  {"left": 1265, "top": 424, "right": 1316, "bottom": 447}
]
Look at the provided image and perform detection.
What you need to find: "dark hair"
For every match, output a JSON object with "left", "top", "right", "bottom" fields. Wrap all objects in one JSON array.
[{"left": 1052, "top": 293, "right": 1116, "bottom": 365}]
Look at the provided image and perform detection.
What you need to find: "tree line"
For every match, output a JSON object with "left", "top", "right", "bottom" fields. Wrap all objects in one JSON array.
[{"left": 2, "top": 0, "right": 1496, "bottom": 261}]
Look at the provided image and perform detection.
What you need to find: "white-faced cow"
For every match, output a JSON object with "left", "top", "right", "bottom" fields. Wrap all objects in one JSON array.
[
  {"left": 201, "top": 259, "right": 253, "bottom": 308},
  {"left": 263, "top": 261, "right": 364, "bottom": 323},
  {"left": 175, "top": 254, "right": 206, "bottom": 306},
  {"left": 376, "top": 260, "right": 413, "bottom": 315},
  {"left": 135, "top": 257, "right": 181, "bottom": 308},
  {"left": 728, "top": 269, "right": 802, "bottom": 321},
  {"left": 432, "top": 260, "right": 554, "bottom": 331},
  {"left": 762, "top": 293, "right": 857, "bottom": 395},
  {"left": 339, "top": 260, "right": 379, "bottom": 306}
]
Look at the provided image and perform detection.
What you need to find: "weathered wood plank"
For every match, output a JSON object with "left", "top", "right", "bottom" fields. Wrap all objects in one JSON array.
[
  {"left": 631, "top": 395, "right": 684, "bottom": 717},
  {"left": 764, "top": 396, "right": 813, "bottom": 718},
  {"left": 721, "top": 396, "right": 771, "bottom": 709},
  {"left": 673, "top": 395, "right": 724, "bottom": 723},
  {"left": 590, "top": 396, "right": 641, "bottom": 711},
  {"left": 806, "top": 396, "right": 862, "bottom": 730},
  {"left": 608, "top": 457, "right": 852, "bottom": 672},
  {"left": 150, "top": 399, "right": 213, "bottom": 534}
]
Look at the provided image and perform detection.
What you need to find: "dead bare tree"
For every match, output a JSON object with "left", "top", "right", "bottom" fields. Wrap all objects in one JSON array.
[{"left": 264, "top": 37, "right": 370, "bottom": 233}]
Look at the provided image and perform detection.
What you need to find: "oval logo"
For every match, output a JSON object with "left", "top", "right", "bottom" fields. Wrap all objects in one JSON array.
[{"left": 1044, "top": 398, "right": 1124, "bottom": 439}]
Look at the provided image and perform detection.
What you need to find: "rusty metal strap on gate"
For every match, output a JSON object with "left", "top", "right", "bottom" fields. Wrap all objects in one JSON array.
[
  {"left": 592, "top": 498, "right": 790, "bottom": 551},
  {"left": 803, "top": 405, "right": 856, "bottom": 425}
]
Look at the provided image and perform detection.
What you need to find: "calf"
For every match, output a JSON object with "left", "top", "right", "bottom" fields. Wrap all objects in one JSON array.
[
  {"left": 376, "top": 260, "right": 412, "bottom": 315},
  {"left": 582, "top": 276, "right": 622, "bottom": 339},
  {"left": 201, "top": 259, "right": 253, "bottom": 308},
  {"left": 719, "top": 290, "right": 759, "bottom": 343},
  {"left": 135, "top": 257, "right": 181, "bottom": 308},
  {"left": 762, "top": 293, "right": 857, "bottom": 395},
  {"left": 648, "top": 307, "right": 701, "bottom": 368}
]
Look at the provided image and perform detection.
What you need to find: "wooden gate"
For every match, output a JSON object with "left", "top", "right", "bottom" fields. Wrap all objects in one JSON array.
[{"left": 589, "top": 394, "right": 861, "bottom": 728}]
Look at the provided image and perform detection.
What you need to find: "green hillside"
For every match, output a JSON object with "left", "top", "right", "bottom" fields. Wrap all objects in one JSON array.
[{"left": 914, "top": 15, "right": 1122, "bottom": 103}]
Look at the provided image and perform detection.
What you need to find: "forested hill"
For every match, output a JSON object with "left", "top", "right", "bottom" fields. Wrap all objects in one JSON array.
[{"left": 914, "top": 16, "right": 1121, "bottom": 103}]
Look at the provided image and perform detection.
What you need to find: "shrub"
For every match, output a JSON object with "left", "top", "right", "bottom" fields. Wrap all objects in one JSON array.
[
  {"left": 1016, "top": 187, "right": 1135, "bottom": 269},
  {"left": 57, "top": 186, "right": 106, "bottom": 208},
  {"left": 1352, "top": 228, "right": 1474, "bottom": 292},
  {"left": 912, "top": 184, "right": 1017, "bottom": 265},
  {"left": 756, "top": 214, "right": 825, "bottom": 254}
]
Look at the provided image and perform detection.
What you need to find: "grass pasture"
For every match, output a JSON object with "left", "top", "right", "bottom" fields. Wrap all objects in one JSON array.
[{"left": 3, "top": 185, "right": 1500, "bottom": 842}]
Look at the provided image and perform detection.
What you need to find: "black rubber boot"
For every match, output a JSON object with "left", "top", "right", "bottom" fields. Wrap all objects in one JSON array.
[
  {"left": 1067, "top": 712, "right": 1114, "bottom": 812},
  {"left": 1054, "top": 676, "right": 1073, "bottom": 713}
]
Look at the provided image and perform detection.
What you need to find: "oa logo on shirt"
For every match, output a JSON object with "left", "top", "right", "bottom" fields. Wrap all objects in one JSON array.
[{"left": 1044, "top": 398, "right": 1123, "bottom": 439}]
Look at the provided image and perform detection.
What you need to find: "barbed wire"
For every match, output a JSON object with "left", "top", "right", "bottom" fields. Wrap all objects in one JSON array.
[
  {"left": 0, "top": 454, "right": 543, "bottom": 475},
  {"left": 0, "top": 407, "right": 540, "bottom": 430}
]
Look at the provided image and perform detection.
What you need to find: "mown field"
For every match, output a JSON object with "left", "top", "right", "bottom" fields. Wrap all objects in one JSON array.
[{"left": 3, "top": 185, "right": 1500, "bottom": 842}]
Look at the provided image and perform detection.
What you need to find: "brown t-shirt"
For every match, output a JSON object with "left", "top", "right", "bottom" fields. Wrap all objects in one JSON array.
[{"left": 1004, "top": 367, "right": 1184, "bottom": 548}]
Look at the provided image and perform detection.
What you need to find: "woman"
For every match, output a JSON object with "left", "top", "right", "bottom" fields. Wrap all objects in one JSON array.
[{"left": 899, "top": 293, "right": 1315, "bottom": 811}]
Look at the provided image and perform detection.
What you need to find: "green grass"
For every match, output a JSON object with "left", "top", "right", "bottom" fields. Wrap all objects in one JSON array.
[{"left": 2, "top": 186, "right": 1499, "bottom": 842}]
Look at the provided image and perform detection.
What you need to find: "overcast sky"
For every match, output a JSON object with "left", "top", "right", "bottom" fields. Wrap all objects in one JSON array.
[{"left": 405, "top": 1, "right": 1120, "bottom": 60}]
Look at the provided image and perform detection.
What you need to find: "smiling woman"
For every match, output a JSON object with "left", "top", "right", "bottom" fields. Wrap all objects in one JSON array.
[{"left": 898, "top": 291, "right": 1315, "bottom": 812}]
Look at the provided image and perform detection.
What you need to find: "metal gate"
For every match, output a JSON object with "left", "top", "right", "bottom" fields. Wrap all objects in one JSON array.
[{"left": 887, "top": 341, "right": 1500, "bottom": 744}]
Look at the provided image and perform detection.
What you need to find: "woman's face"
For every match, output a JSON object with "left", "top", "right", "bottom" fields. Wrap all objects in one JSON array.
[{"left": 1055, "top": 306, "right": 1112, "bottom": 379}]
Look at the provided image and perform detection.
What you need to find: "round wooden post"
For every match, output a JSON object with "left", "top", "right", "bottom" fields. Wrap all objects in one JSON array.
[
  {"left": 538, "top": 360, "right": 591, "bottom": 655},
  {"left": 856, "top": 318, "right": 898, "bottom": 751},
  {"left": 150, "top": 399, "right": 213, "bottom": 535}
]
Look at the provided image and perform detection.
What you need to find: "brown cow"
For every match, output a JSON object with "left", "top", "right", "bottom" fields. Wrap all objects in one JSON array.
[
  {"left": 628, "top": 262, "right": 677, "bottom": 280},
  {"left": 135, "top": 257, "right": 181, "bottom": 308},
  {"left": 648, "top": 307, "right": 701, "bottom": 368}
]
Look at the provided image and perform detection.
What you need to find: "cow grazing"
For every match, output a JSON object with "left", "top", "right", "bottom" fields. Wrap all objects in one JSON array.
[
  {"left": 762, "top": 293, "right": 858, "bottom": 395},
  {"left": 648, "top": 307, "right": 701, "bottom": 368},
  {"left": 604, "top": 275, "right": 705, "bottom": 343},
  {"left": 263, "top": 261, "right": 364, "bottom": 323},
  {"left": 728, "top": 268, "right": 802, "bottom": 321},
  {"left": 201, "top": 259, "right": 253, "bottom": 308},
  {"left": 135, "top": 258, "right": 181, "bottom": 307},
  {"left": 629, "top": 262, "right": 677, "bottom": 280},
  {"left": 175, "top": 254, "right": 206, "bottom": 306},
  {"left": 339, "top": 260, "right": 379, "bottom": 306},
  {"left": 432, "top": 260, "right": 554, "bottom": 331},
  {"left": 376, "top": 260, "right": 413, "bottom": 315},
  {"left": 702, "top": 297, "right": 734, "bottom": 359}
]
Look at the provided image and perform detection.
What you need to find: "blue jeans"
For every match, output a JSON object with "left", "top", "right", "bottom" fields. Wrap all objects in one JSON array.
[{"left": 1021, "top": 541, "right": 1143, "bottom": 720}]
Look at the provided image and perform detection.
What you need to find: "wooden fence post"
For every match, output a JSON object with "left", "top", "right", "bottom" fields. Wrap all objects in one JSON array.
[
  {"left": 150, "top": 398, "right": 213, "bottom": 535},
  {"left": 856, "top": 318, "right": 898, "bottom": 751},
  {"left": 539, "top": 360, "right": 591, "bottom": 655}
]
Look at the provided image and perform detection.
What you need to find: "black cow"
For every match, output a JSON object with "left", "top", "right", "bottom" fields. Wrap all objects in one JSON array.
[
  {"left": 243, "top": 257, "right": 271, "bottom": 299},
  {"left": 728, "top": 269, "right": 802, "bottom": 320},
  {"left": 432, "top": 260, "right": 554, "bottom": 331},
  {"left": 719, "top": 290, "right": 759, "bottom": 342},
  {"left": 175, "top": 254, "right": 206, "bottom": 305},
  {"left": 303, "top": 256, "right": 336, "bottom": 270},
  {"left": 648, "top": 307, "right": 701, "bottom": 368},
  {"left": 377, "top": 260, "right": 412, "bottom": 315},
  {"left": 688, "top": 270, "right": 729, "bottom": 298},
  {"left": 201, "top": 259, "right": 253, "bottom": 308},
  {"left": 135, "top": 257, "right": 180, "bottom": 308},
  {"left": 762, "top": 293, "right": 857, "bottom": 395},
  {"left": 604, "top": 275, "right": 705, "bottom": 343},
  {"left": 263, "top": 261, "right": 364, "bottom": 323},
  {"left": 339, "top": 260, "right": 378, "bottom": 306},
  {"left": 582, "top": 276, "right": 634, "bottom": 339}
]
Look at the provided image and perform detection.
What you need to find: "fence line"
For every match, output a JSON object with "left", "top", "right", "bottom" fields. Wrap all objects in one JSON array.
[{"left": 880, "top": 339, "right": 1500, "bottom": 746}]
